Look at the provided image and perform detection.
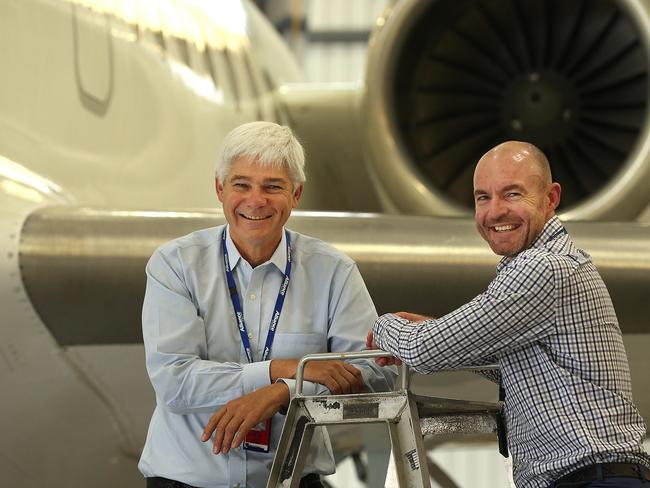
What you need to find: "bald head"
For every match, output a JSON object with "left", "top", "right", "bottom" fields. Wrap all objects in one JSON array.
[
  {"left": 476, "top": 141, "right": 552, "bottom": 188},
  {"left": 472, "top": 141, "right": 561, "bottom": 256}
]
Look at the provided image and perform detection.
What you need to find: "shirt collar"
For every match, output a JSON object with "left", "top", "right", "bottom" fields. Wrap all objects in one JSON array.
[
  {"left": 224, "top": 225, "right": 287, "bottom": 272},
  {"left": 267, "top": 229, "right": 288, "bottom": 272},
  {"left": 496, "top": 215, "right": 565, "bottom": 272},
  {"left": 530, "top": 215, "right": 565, "bottom": 250}
]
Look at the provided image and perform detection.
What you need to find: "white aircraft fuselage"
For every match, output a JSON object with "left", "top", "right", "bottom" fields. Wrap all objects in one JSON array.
[{"left": 1, "top": 1, "right": 649, "bottom": 487}]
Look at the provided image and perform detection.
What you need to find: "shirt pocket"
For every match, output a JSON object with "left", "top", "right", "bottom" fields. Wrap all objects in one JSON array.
[{"left": 270, "top": 332, "right": 327, "bottom": 359}]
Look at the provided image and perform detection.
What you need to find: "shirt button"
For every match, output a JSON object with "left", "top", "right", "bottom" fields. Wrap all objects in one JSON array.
[
  {"left": 248, "top": 332, "right": 253, "bottom": 339},
  {"left": 250, "top": 293, "right": 256, "bottom": 300}
]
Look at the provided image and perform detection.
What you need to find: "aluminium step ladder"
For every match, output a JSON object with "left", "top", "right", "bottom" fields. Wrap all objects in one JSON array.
[{"left": 267, "top": 350, "right": 507, "bottom": 488}]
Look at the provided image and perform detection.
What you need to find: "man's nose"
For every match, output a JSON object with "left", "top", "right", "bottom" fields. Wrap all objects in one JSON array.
[
  {"left": 246, "top": 186, "right": 267, "bottom": 206},
  {"left": 488, "top": 197, "right": 508, "bottom": 218}
]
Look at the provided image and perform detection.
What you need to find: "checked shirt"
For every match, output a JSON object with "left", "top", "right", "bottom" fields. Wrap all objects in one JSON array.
[{"left": 373, "top": 216, "right": 649, "bottom": 487}]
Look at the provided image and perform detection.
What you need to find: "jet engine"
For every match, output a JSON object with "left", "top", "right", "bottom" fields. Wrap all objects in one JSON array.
[{"left": 361, "top": 0, "right": 650, "bottom": 220}]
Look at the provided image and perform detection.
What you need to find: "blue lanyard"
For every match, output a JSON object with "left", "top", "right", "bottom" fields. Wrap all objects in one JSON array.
[{"left": 221, "top": 228, "right": 292, "bottom": 363}]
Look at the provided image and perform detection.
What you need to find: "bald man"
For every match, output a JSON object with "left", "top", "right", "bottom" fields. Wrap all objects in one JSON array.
[{"left": 368, "top": 141, "right": 649, "bottom": 487}]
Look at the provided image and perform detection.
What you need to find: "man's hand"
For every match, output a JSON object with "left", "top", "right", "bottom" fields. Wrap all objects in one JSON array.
[
  {"left": 201, "top": 382, "right": 289, "bottom": 455},
  {"left": 304, "top": 360, "right": 364, "bottom": 394},
  {"left": 366, "top": 312, "right": 432, "bottom": 367},
  {"left": 395, "top": 311, "right": 432, "bottom": 322},
  {"left": 270, "top": 359, "right": 364, "bottom": 394},
  {"left": 366, "top": 330, "right": 402, "bottom": 367}
]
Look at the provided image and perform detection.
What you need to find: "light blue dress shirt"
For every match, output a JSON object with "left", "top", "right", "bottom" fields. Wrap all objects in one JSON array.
[{"left": 139, "top": 225, "right": 394, "bottom": 488}]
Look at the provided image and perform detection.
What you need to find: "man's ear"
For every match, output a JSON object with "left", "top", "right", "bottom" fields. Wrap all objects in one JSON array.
[
  {"left": 547, "top": 182, "right": 561, "bottom": 213},
  {"left": 215, "top": 178, "right": 224, "bottom": 202},
  {"left": 292, "top": 184, "right": 304, "bottom": 208}
]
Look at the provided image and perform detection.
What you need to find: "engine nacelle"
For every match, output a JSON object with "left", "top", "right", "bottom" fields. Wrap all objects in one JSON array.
[{"left": 362, "top": 0, "right": 650, "bottom": 220}]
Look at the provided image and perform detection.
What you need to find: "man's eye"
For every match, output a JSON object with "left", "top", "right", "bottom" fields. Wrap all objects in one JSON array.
[
  {"left": 267, "top": 185, "right": 283, "bottom": 191},
  {"left": 233, "top": 182, "right": 249, "bottom": 189}
]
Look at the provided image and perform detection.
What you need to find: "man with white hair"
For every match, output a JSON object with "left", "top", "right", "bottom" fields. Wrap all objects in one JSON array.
[
  {"left": 139, "top": 122, "right": 395, "bottom": 488},
  {"left": 369, "top": 141, "right": 649, "bottom": 487}
]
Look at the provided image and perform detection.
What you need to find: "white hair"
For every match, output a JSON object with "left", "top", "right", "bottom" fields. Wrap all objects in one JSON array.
[{"left": 215, "top": 121, "right": 306, "bottom": 186}]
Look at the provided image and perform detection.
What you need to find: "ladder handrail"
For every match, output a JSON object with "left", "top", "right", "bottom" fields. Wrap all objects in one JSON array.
[
  {"left": 295, "top": 350, "right": 402, "bottom": 396},
  {"left": 294, "top": 350, "right": 499, "bottom": 396}
]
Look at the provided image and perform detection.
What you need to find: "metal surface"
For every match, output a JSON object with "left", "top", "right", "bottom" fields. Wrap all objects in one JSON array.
[
  {"left": 362, "top": 0, "right": 650, "bottom": 220},
  {"left": 419, "top": 414, "right": 497, "bottom": 437},
  {"left": 268, "top": 390, "right": 410, "bottom": 488},
  {"left": 295, "top": 350, "right": 399, "bottom": 396},
  {"left": 268, "top": 353, "right": 502, "bottom": 488},
  {"left": 416, "top": 395, "right": 500, "bottom": 437},
  {"left": 267, "top": 391, "right": 503, "bottom": 487},
  {"left": 295, "top": 351, "right": 498, "bottom": 396},
  {"left": 0, "top": 0, "right": 303, "bottom": 212},
  {"left": 18, "top": 207, "right": 650, "bottom": 345}
]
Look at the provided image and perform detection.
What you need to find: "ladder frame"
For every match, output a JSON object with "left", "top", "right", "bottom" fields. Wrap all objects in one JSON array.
[{"left": 266, "top": 351, "right": 504, "bottom": 488}]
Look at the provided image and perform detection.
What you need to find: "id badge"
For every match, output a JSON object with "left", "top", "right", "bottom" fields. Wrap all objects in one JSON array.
[{"left": 243, "top": 418, "right": 272, "bottom": 453}]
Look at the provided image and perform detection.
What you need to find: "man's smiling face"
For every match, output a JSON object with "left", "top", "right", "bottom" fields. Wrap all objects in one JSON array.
[
  {"left": 473, "top": 144, "right": 561, "bottom": 257},
  {"left": 216, "top": 156, "right": 302, "bottom": 262}
]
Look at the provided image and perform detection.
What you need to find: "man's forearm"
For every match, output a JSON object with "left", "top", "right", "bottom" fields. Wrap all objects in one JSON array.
[
  {"left": 269, "top": 359, "right": 298, "bottom": 381},
  {"left": 270, "top": 358, "right": 366, "bottom": 395},
  {"left": 202, "top": 382, "right": 290, "bottom": 454}
]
